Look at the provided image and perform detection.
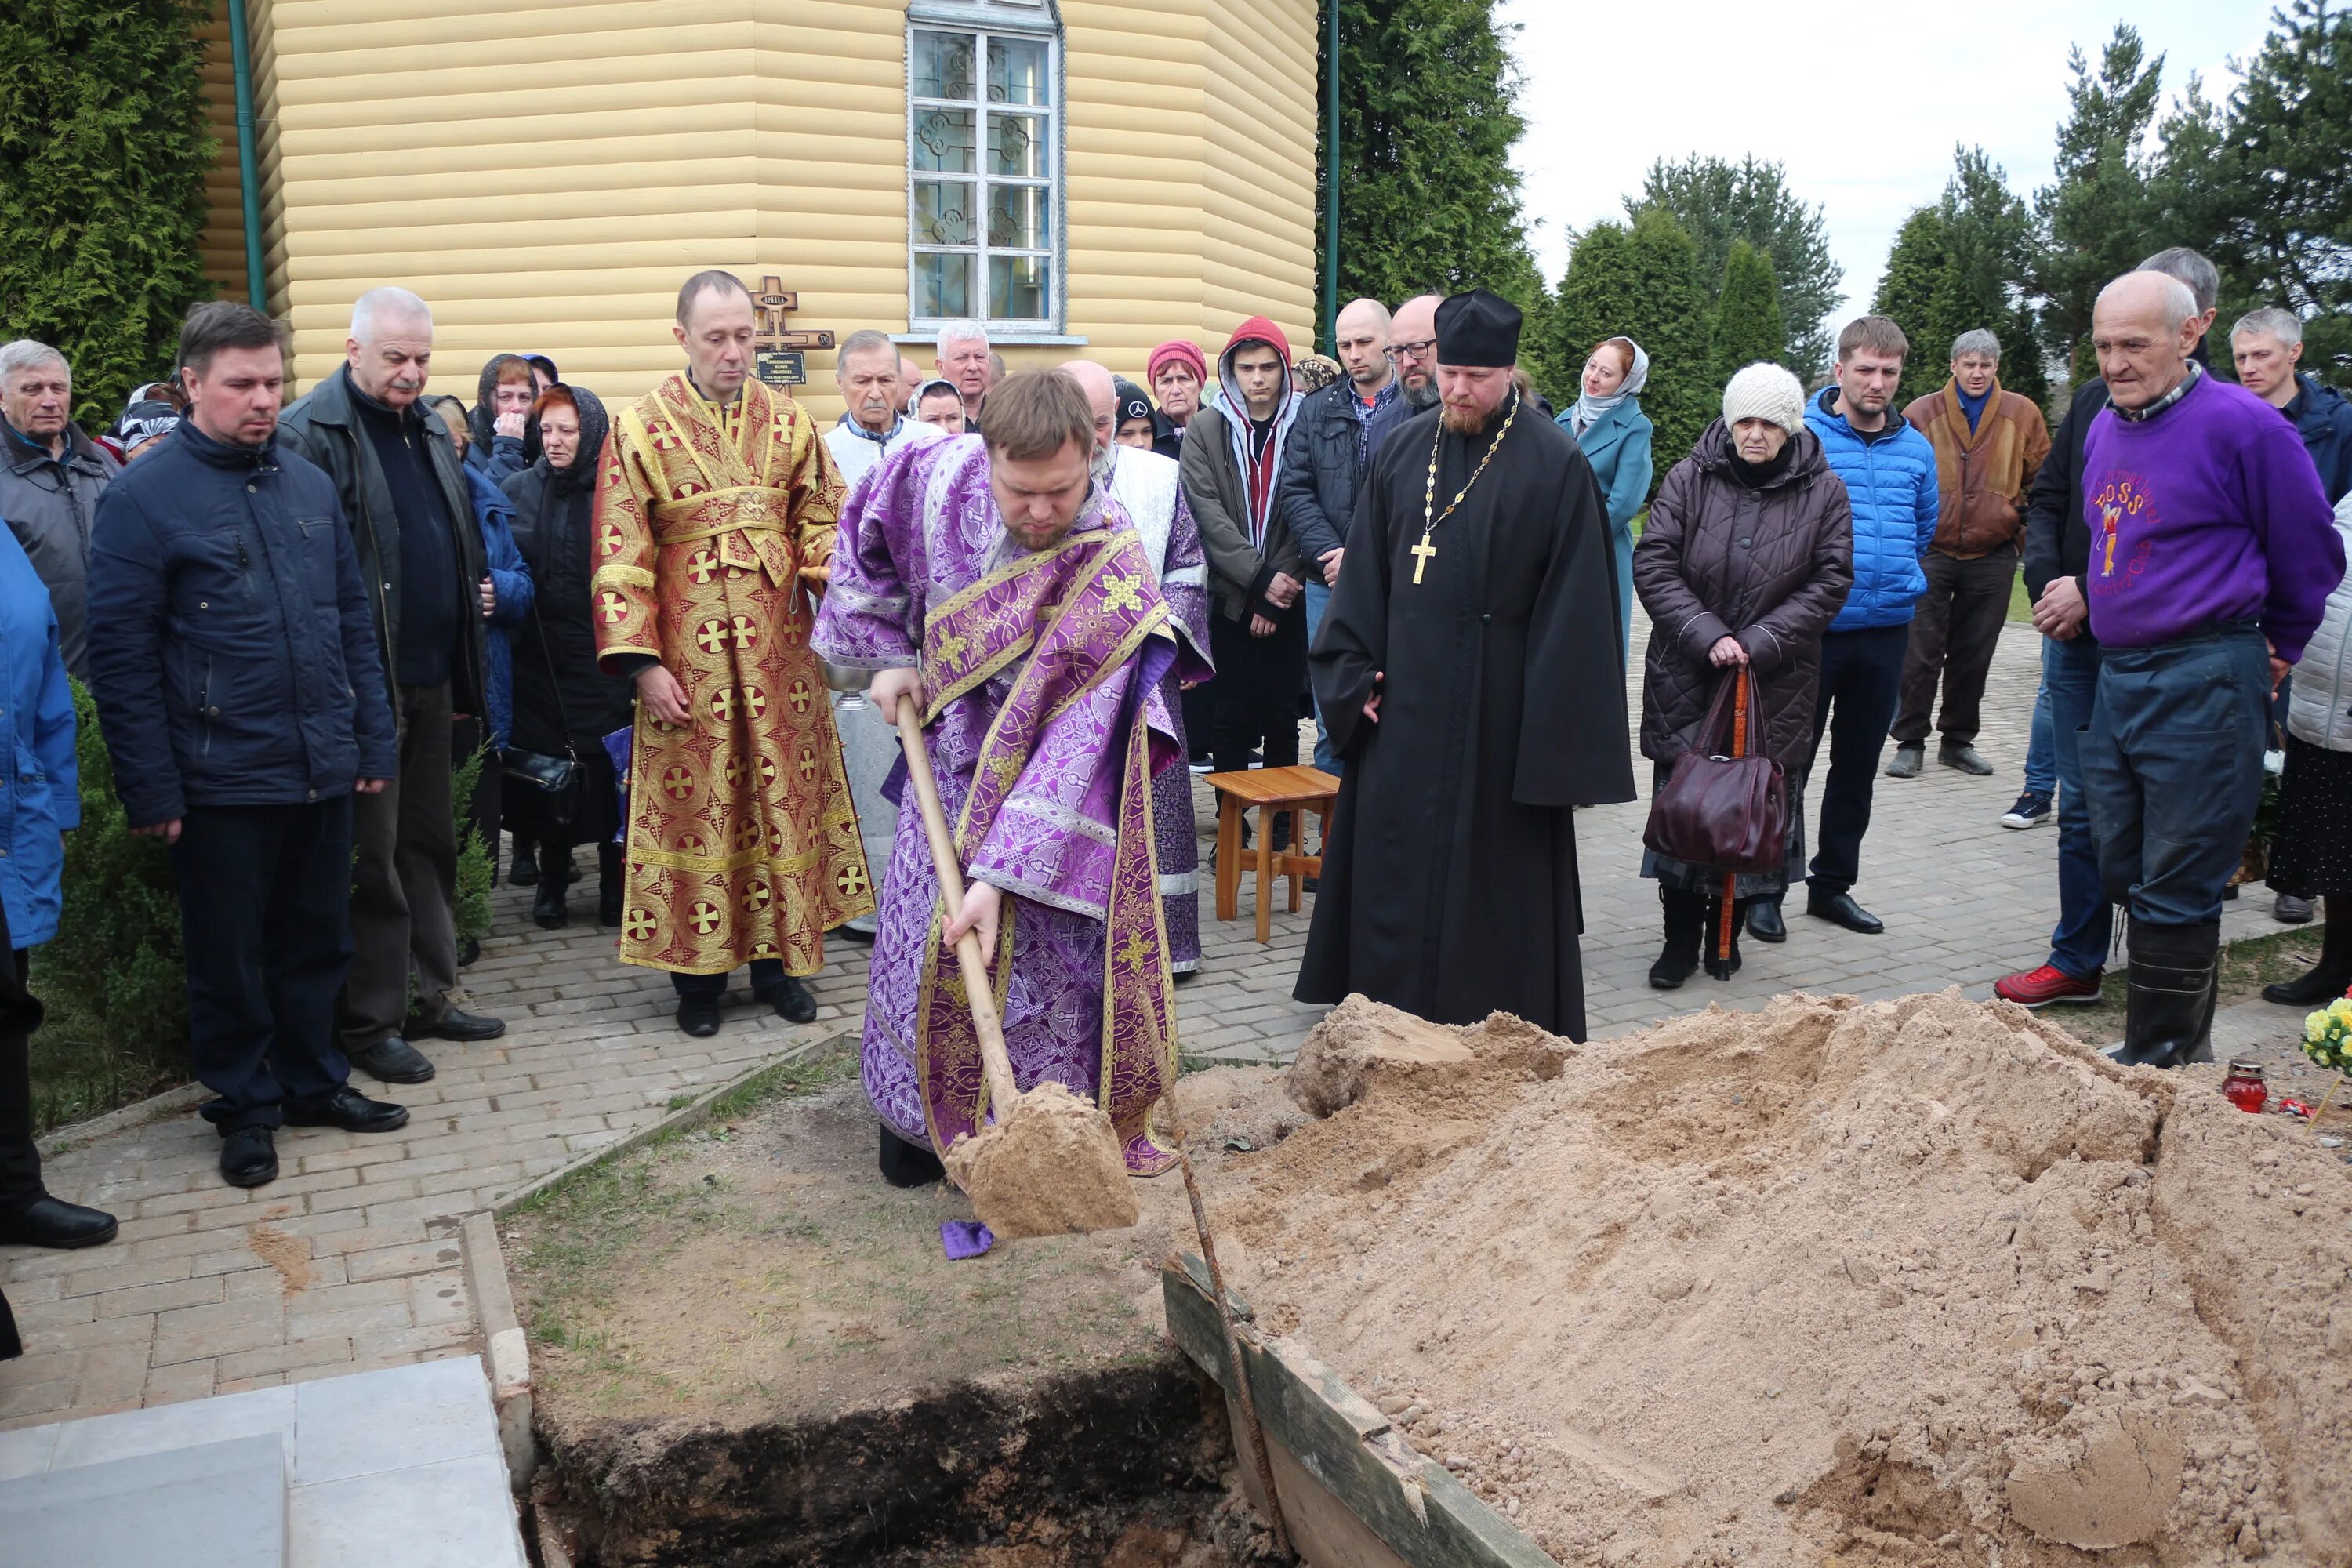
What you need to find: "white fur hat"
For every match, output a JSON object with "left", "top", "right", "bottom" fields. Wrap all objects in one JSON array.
[{"left": 1720, "top": 362, "right": 1807, "bottom": 437}]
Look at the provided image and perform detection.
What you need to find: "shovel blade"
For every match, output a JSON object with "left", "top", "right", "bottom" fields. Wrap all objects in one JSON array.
[{"left": 943, "top": 1081, "right": 1140, "bottom": 1239}]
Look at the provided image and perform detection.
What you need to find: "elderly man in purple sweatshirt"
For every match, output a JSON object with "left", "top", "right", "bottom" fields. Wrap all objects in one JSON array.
[{"left": 2079, "top": 270, "right": 2341, "bottom": 1069}]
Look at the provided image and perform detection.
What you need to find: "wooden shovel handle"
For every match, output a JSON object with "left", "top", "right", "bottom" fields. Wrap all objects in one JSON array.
[{"left": 894, "top": 693, "right": 1023, "bottom": 1112}]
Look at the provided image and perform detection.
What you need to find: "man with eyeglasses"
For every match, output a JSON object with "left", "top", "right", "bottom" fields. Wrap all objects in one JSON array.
[{"left": 1385, "top": 294, "right": 1443, "bottom": 411}]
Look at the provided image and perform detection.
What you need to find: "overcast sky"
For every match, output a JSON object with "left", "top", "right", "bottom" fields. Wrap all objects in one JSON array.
[{"left": 1498, "top": 0, "right": 2281, "bottom": 337}]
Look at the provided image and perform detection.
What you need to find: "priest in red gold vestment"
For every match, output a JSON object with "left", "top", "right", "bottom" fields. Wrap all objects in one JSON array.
[{"left": 592, "top": 270, "right": 873, "bottom": 1036}]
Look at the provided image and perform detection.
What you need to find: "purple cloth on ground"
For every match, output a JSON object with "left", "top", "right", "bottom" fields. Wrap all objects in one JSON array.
[{"left": 941, "top": 1219, "right": 994, "bottom": 1259}]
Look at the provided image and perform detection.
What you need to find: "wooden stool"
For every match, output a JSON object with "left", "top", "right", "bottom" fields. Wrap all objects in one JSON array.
[{"left": 1203, "top": 765, "right": 1339, "bottom": 943}]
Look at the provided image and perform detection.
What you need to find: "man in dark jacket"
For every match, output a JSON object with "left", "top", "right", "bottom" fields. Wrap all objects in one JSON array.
[
  {"left": 87, "top": 302, "right": 408, "bottom": 1189},
  {"left": 0, "top": 339, "right": 121, "bottom": 679},
  {"left": 1181, "top": 317, "right": 1307, "bottom": 787},
  {"left": 1279, "top": 297, "right": 1411, "bottom": 773},
  {"left": 1999, "top": 246, "right": 2220, "bottom": 1008},
  {"left": 279, "top": 287, "right": 506, "bottom": 1087},
  {"left": 2231, "top": 307, "right": 2352, "bottom": 504}
]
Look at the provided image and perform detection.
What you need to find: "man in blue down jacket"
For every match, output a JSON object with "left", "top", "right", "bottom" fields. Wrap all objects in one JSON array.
[
  {"left": 1749, "top": 317, "right": 1938, "bottom": 944},
  {"left": 87, "top": 302, "right": 409, "bottom": 1191}
]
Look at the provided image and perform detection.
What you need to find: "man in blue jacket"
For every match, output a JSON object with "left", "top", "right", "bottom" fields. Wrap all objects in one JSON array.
[
  {"left": 87, "top": 302, "right": 408, "bottom": 1190},
  {"left": 1279, "top": 297, "right": 1413, "bottom": 774},
  {"left": 1751, "top": 317, "right": 1938, "bottom": 942}
]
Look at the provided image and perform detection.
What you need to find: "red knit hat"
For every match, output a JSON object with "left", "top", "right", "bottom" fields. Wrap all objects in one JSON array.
[{"left": 1146, "top": 339, "right": 1208, "bottom": 386}]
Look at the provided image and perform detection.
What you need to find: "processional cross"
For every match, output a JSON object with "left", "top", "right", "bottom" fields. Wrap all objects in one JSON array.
[{"left": 750, "top": 276, "right": 836, "bottom": 388}]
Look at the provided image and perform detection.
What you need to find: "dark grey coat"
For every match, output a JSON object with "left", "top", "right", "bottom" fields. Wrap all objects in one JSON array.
[
  {"left": 0, "top": 420, "right": 118, "bottom": 678},
  {"left": 279, "top": 365, "right": 487, "bottom": 715},
  {"left": 1634, "top": 422, "right": 1854, "bottom": 774}
]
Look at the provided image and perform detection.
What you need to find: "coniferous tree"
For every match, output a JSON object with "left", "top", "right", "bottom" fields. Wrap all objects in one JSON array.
[
  {"left": 1873, "top": 208, "right": 1951, "bottom": 403},
  {"left": 2028, "top": 26, "right": 2165, "bottom": 382},
  {"left": 1319, "top": 0, "right": 1556, "bottom": 390},
  {"left": 1711, "top": 241, "right": 1784, "bottom": 385},
  {"left": 0, "top": 0, "right": 217, "bottom": 428},
  {"left": 1874, "top": 151, "right": 2049, "bottom": 408},
  {"left": 1619, "top": 209, "right": 1715, "bottom": 473},
  {"left": 1551, "top": 220, "right": 1642, "bottom": 385},
  {"left": 1631, "top": 154, "right": 1842, "bottom": 377},
  {"left": 2151, "top": 1, "right": 2352, "bottom": 387}
]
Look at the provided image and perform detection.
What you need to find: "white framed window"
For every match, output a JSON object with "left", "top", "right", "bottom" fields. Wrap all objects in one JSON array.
[{"left": 906, "top": 10, "right": 1061, "bottom": 331}]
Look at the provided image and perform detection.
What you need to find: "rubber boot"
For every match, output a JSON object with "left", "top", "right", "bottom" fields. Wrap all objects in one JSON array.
[
  {"left": 597, "top": 844, "right": 625, "bottom": 929},
  {"left": 2114, "top": 920, "right": 2219, "bottom": 1069},
  {"left": 1649, "top": 887, "right": 1704, "bottom": 989},
  {"left": 2262, "top": 907, "right": 2352, "bottom": 1007},
  {"left": 1704, "top": 897, "right": 1745, "bottom": 982}
]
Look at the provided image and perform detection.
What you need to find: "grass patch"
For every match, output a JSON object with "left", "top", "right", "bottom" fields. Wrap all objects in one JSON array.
[
  {"left": 2009, "top": 569, "right": 2034, "bottom": 623},
  {"left": 27, "top": 991, "right": 187, "bottom": 1135},
  {"left": 2043, "top": 920, "right": 2325, "bottom": 1043}
]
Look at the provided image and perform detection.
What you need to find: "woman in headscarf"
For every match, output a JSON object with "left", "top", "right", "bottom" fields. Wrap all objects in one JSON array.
[
  {"left": 1634, "top": 364, "right": 1853, "bottom": 989},
  {"left": 499, "top": 385, "right": 631, "bottom": 930},
  {"left": 468, "top": 354, "right": 539, "bottom": 484},
  {"left": 1558, "top": 337, "right": 1655, "bottom": 663}
]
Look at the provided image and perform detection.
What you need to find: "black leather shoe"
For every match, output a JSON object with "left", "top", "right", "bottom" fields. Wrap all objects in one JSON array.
[
  {"left": 410, "top": 1007, "right": 506, "bottom": 1043},
  {"left": 677, "top": 993, "right": 722, "bottom": 1037},
  {"left": 509, "top": 840, "right": 539, "bottom": 887},
  {"left": 1173, "top": 967, "right": 1202, "bottom": 986},
  {"left": 1746, "top": 900, "right": 1786, "bottom": 943},
  {"left": 878, "top": 1123, "right": 946, "bottom": 1188},
  {"left": 533, "top": 880, "right": 568, "bottom": 930},
  {"left": 220, "top": 1127, "right": 279, "bottom": 1188},
  {"left": 284, "top": 1087, "right": 411, "bottom": 1134},
  {"left": 458, "top": 936, "right": 481, "bottom": 968},
  {"left": 351, "top": 1035, "right": 436, "bottom": 1084},
  {"left": 0, "top": 1194, "right": 119, "bottom": 1249},
  {"left": 756, "top": 974, "right": 819, "bottom": 1025},
  {"left": 1806, "top": 891, "right": 1885, "bottom": 935}
]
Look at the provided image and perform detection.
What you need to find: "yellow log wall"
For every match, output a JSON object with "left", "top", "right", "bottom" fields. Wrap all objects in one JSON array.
[{"left": 195, "top": 0, "right": 1319, "bottom": 419}]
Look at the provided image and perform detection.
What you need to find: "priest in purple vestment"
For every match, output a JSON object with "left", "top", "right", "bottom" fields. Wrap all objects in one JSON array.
[{"left": 811, "top": 372, "right": 1207, "bottom": 1187}]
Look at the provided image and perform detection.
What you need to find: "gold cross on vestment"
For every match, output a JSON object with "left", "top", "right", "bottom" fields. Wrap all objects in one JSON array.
[{"left": 1410, "top": 532, "right": 1437, "bottom": 583}]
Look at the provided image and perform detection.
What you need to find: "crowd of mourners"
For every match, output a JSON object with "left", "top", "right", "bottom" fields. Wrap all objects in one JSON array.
[{"left": 0, "top": 240, "right": 2346, "bottom": 1287}]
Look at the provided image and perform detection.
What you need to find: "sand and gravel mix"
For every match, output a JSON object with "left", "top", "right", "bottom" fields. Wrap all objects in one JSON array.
[{"left": 1219, "top": 991, "right": 2352, "bottom": 1566}]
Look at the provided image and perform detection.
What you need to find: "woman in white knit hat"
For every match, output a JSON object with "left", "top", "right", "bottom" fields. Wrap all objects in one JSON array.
[{"left": 1632, "top": 363, "right": 1855, "bottom": 987}]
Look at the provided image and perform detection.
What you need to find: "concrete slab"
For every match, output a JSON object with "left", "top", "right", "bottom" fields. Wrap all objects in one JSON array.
[
  {"left": 0, "top": 1431, "right": 285, "bottom": 1568},
  {"left": 289, "top": 1450, "right": 524, "bottom": 1568}
]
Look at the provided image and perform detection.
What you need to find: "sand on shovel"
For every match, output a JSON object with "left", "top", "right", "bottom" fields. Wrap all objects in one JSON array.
[{"left": 942, "top": 1080, "right": 1140, "bottom": 1239}]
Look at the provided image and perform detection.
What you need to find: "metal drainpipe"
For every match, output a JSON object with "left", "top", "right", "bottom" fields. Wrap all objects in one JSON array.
[
  {"left": 1323, "top": 0, "right": 1339, "bottom": 354},
  {"left": 227, "top": 0, "right": 267, "bottom": 310}
]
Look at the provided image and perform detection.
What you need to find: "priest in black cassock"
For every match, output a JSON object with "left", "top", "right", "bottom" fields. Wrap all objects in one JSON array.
[{"left": 1294, "top": 289, "right": 1635, "bottom": 1038}]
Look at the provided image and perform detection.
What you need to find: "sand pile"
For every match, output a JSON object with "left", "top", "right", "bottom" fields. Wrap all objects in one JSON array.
[{"left": 1219, "top": 991, "right": 2352, "bottom": 1566}]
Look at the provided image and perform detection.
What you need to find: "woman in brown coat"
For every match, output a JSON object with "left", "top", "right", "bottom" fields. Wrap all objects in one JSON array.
[{"left": 1635, "top": 363, "right": 1854, "bottom": 986}]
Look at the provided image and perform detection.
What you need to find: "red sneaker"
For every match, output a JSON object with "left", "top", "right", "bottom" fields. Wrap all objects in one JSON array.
[{"left": 1994, "top": 964, "right": 2103, "bottom": 1007}]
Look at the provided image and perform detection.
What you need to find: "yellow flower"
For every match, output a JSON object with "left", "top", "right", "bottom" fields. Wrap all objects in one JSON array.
[
  {"left": 2309, "top": 1012, "right": 2332, "bottom": 1043},
  {"left": 2328, "top": 998, "right": 2352, "bottom": 1023}
]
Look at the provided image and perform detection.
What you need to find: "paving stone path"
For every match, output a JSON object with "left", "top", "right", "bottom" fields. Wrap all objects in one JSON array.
[{"left": 0, "top": 615, "right": 2289, "bottom": 1428}]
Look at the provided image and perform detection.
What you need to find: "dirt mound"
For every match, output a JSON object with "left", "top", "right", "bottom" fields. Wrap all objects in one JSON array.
[{"left": 1219, "top": 992, "right": 2352, "bottom": 1566}]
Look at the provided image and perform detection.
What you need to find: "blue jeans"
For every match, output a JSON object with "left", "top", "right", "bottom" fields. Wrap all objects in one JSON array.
[
  {"left": 2044, "top": 634, "right": 2109, "bottom": 976},
  {"left": 1305, "top": 578, "right": 1338, "bottom": 775},
  {"left": 2024, "top": 677, "right": 2056, "bottom": 796},
  {"left": 2082, "top": 626, "right": 2268, "bottom": 930}
]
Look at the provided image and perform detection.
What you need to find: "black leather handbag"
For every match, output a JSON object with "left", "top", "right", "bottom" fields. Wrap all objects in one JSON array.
[{"left": 500, "top": 601, "right": 583, "bottom": 829}]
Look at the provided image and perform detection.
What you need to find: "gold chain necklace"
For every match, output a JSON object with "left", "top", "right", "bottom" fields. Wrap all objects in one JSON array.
[{"left": 1411, "top": 390, "right": 1519, "bottom": 585}]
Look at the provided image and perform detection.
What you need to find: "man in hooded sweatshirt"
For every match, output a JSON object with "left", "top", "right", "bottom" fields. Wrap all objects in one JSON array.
[{"left": 1180, "top": 318, "right": 1308, "bottom": 786}]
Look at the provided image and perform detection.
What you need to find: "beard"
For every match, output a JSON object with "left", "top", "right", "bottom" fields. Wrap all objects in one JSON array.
[
  {"left": 1403, "top": 377, "right": 1440, "bottom": 410},
  {"left": 1442, "top": 397, "right": 1506, "bottom": 434}
]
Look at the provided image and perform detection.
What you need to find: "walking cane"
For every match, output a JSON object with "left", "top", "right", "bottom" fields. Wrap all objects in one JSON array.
[{"left": 1719, "top": 667, "right": 1751, "bottom": 964}]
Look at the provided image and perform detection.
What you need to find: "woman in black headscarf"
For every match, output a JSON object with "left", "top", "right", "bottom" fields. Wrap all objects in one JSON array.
[{"left": 499, "top": 385, "right": 633, "bottom": 930}]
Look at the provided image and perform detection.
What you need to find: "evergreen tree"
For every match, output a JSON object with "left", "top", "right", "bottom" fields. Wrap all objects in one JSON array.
[
  {"left": 2027, "top": 25, "right": 2165, "bottom": 382},
  {"left": 1631, "top": 154, "right": 1842, "bottom": 377},
  {"left": 1711, "top": 241, "right": 1784, "bottom": 385},
  {"left": 1874, "top": 151, "right": 2049, "bottom": 409},
  {"left": 2153, "top": 2, "right": 2352, "bottom": 388},
  {"left": 0, "top": 0, "right": 218, "bottom": 429},
  {"left": 1319, "top": 0, "right": 1556, "bottom": 391},
  {"left": 1620, "top": 209, "right": 1715, "bottom": 473},
  {"left": 1551, "top": 220, "right": 1642, "bottom": 386},
  {"left": 1873, "top": 208, "right": 1951, "bottom": 403}
]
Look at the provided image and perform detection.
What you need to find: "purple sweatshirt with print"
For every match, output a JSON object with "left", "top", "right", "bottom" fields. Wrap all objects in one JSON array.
[{"left": 2082, "top": 372, "right": 2339, "bottom": 662}]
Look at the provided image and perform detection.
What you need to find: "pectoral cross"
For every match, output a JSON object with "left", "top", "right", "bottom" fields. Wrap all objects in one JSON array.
[{"left": 1410, "top": 532, "right": 1437, "bottom": 584}]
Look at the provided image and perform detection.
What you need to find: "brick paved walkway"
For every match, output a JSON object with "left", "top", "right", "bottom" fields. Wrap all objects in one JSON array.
[{"left": 0, "top": 614, "right": 2281, "bottom": 1428}]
